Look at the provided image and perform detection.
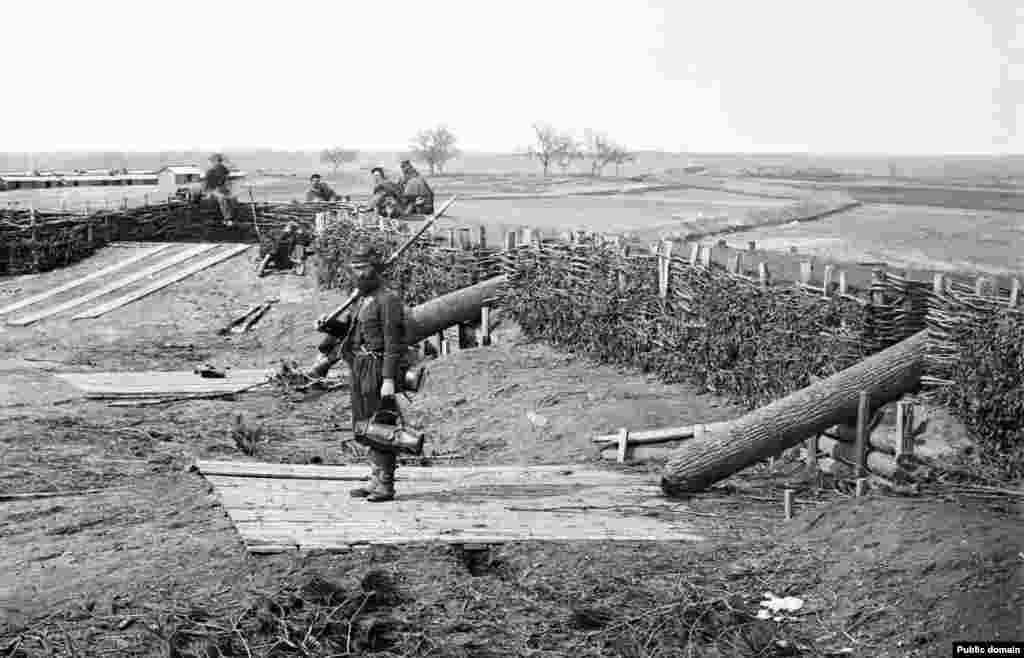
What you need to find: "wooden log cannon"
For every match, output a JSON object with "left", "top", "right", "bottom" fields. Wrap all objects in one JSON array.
[
  {"left": 660, "top": 330, "right": 928, "bottom": 496},
  {"left": 307, "top": 274, "right": 508, "bottom": 378}
]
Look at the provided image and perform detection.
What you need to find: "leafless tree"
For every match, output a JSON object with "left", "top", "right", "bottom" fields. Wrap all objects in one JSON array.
[
  {"left": 410, "top": 125, "right": 460, "bottom": 175},
  {"left": 319, "top": 147, "right": 359, "bottom": 174},
  {"left": 527, "top": 123, "right": 578, "bottom": 177},
  {"left": 585, "top": 130, "right": 634, "bottom": 177}
]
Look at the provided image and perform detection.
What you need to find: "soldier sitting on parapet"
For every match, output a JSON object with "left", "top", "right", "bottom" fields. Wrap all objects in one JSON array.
[
  {"left": 362, "top": 167, "right": 403, "bottom": 218},
  {"left": 203, "top": 153, "right": 237, "bottom": 227},
  {"left": 398, "top": 160, "right": 434, "bottom": 216},
  {"left": 305, "top": 173, "right": 341, "bottom": 202},
  {"left": 257, "top": 222, "right": 313, "bottom": 277}
]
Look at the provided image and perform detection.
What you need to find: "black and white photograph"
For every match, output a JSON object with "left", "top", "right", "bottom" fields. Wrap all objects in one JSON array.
[{"left": 1, "top": 1, "right": 1021, "bottom": 656}]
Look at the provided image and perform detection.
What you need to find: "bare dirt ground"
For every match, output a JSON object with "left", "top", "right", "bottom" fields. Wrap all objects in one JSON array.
[{"left": 1, "top": 245, "right": 1021, "bottom": 657}]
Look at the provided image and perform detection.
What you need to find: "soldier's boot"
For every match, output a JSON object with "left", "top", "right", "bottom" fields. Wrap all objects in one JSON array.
[
  {"left": 350, "top": 454, "right": 380, "bottom": 498},
  {"left": 367, "top": 449, "right": 396, "bottom": 502}
]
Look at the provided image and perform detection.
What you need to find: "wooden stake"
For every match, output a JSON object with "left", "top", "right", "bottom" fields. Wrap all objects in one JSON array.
[
  {"left": 480, "top": 305, "right": 492, "bottom": 346},
  {"left": 805, "top": 434, "right": 819, "bottom": 470},
  {"left": 838, "top": 270, "right": 848, "bottom": 295},
  {"left": 784, "top": 489, "right": 794, "bottom": 520},
  {"left": 855, "top": 478, "right": 867, "bottom": 497},
  {"left": 799, "top": 260, "right": 813, "bottom": 285},
  {"left": 440, "top": 339, "right": 451, "bottom": 357},
  {"left": 932, "top": 273, "right": 946, "bottom": 296},
  {"left": 855, "top": 391, "right": 871, "bottom": 478},
  {"left": 896, "top": 400, "right": 916, "bottom": 458},
  {"left": 822, "top": 264, "right": 834, "bottom": 297},
  {"left": 447, "top": 229, "right": 456, "bottom": 249},
  {"left": 478, "top": 225, "right": 487, "bottom": 249},
  {"left": 689, "top": 243, "right": 701, "bottom": 266},
  {"left": 616, "top": 427, "right": 631, "bottom": 463},
  {"left": 504, "top": 230, "right": 517, "bottom": 251},
  {"left": 758, "top": 263, "right": 770, "bottom": 289},
  {"left": 658, "top": 241, "right": 673, "bottom": 299},
  {"left": 974, "top": 276, "right": 990, "bottom": 296},
  {"left": 700, "top": 245, "right": 712, "bottom": 269},
  {"left": 1010, "top": 278, "right": 1021, "bottom": 308},
  {"left": 871, "top": 269, "right": 886, "bottom": 306},
  {"left": 729, "top": 252, "right": 742, "bottom": 275}
]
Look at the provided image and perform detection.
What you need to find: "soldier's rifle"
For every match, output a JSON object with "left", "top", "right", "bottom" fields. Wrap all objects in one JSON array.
[{"left": 316, "top": 195, "right": 457, "bottom": 332}]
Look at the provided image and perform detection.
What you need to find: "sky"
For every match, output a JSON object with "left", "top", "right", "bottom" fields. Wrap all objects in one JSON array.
[{"left": 0, "top": 0, "right": 1020, "bottom": 155}]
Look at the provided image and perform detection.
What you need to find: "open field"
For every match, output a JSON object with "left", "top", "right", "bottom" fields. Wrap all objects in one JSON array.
[
  {"left": 1, "top": 244, "right": 1020, "bottom": 656},
  {"left": 708, "top": 203, "right": 1024, "bottom": 276}
]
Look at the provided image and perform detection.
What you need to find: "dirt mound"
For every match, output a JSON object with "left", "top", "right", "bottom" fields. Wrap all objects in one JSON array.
[{"left": 777, "top": 496, "right": 1023, "bottom": 654}]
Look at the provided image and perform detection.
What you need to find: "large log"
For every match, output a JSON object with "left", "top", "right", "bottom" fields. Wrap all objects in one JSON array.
[
  {"left": 405, "top": 275, "right": 508, "bottom": 344},
  {"left": 307, "top": 275, "right": 508, "bottom": 378},
  {"left": 661, "top": 330, "right": 928, "bottom": 496},
  {"left": 816, "top": 437, "right": 911, "bottom": 482}
]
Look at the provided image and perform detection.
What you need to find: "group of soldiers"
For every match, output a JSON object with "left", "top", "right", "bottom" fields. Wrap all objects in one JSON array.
[
  {"left": 255, "top": 159, "right": 436, "bottom": 277},
  {"left": 305, "top": 159, "right": 435, "bottom": 218}
]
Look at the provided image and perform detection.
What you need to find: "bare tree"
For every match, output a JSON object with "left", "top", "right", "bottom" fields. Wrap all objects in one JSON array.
[
  {"left": 527, "top": 123, "right": 578, "bottom": 177},
  {"left": 409, "top": 125, "right": 460, "bottom": 175},
  {"left": 610, "top": 148, "right": 636, "bottom": 177},
  {"left": 585, "top": 130, "right": 633, "bottom": 177},
  {"left": 320, "top": 147, "right": 359, "bottom": 174}
]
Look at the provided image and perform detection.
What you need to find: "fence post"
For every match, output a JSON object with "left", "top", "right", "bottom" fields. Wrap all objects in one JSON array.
[
  {"left": 822, "top": 264, "right": 835, "bottom": 297},
  {"left": 871, "top": 269, "right": 887, "bottom": 307},
  {"left": 658, "top": 240, "right": 673, "bottom": 299},
  {"left": 480, "top": 305, "right": 492, "bottom": 346},
  {"left": 758, "top": 263, "right": 770, "bottom": 290},
  {"left": 974, "top": 275, "right": 991, "bottom": 297},
  {"left": 457, "top": 227, "right": 472, "bottom": 250},
  {"left": 799, "top": 260, "right": 813, "bottom": 286},
  {"left": 478, "top": 225, "right": 487, "bottom": 249},
  {"left": 729, "top": 251, "right": 742, "bottom": 275},
  {"left": 504, "top": 230, "right": 517, "bottom": 251},
  {"left": 689, "top": 242, "right": 701, "bottom": 267},
  {"left": 932, "top": 273, "right": 946, "bottom": 297},
  {"left": 700, "top": 244, "right": 712, "bottom": 269},
  {"left": 1010, "top": 278, "right": 1021, "bottom": 308},
  {"left": 896, "top": 400, "right": 916, "bottom": 458},
  {"left": 855, "top": 391, "right": 871, "bottom": 478}
]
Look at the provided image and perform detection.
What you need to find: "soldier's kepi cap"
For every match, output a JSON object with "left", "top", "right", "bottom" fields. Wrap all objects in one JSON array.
[{"left": 350, "top": 244, "right": 382, "bottom": 268}]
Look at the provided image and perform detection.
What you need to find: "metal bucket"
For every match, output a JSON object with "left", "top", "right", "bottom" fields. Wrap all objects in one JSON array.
[
  {"left": 402, "top": 364, "right": 427, "bottom": 393},
  {"left": 355, "top": 419, "right": 425, "bottom": 455}
]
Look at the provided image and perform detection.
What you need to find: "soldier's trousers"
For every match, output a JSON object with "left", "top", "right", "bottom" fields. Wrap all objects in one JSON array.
[
  {"left": 350, "top": 352, "right": 398, "bottom": 493},
  {"left": 208, "top": 188, "right": 235, "bottom": 222}
]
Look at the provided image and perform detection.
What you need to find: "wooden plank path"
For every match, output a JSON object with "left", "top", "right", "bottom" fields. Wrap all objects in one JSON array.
[
  {"left": 0, "top": 244, "right": 173, "bottom": 317},
  {"left": 56, "top": 368, "right": 272, "bottom": 398},
  {"left": 72, "top": 244, "right": 251, "bottom": 319},
  {"left": 195, "top": 460, "right": 707, "bottom": 553},
  {"left": 6, "top": 244, "right": 218, "bottom": 326}
]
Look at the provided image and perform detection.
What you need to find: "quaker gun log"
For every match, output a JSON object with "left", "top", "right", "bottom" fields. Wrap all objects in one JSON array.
[{"left": 660, "top": 330, "right": 928, "bottom": 496}]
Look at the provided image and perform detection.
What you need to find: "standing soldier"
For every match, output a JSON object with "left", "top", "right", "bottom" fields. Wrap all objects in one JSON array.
[
  {"left": 203, "top": 153, "right": 236, "bottom": 226},
  {"left": 305, "top": 173, "right": 341, "bottom": 202},
  {"left": 320, "top": 244, "right": 405, "bottom": 502},
  {"left": 398, "top": 160, "right": 434, "bottom": 216}
]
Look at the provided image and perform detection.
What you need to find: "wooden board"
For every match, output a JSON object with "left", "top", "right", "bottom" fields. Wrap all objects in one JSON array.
[
  {"left": 55, "top": 369, "right": 272, "bottom": 397},
  {"left": 72, "top": 244, "right": 252, "bottom": 319},
  {"left": 6, "top": 244, "right": 218, "bottom": 326},
  {"left": 195, "top": 461, "right": 706, "bottom": 552},
  {"left": 0, "top": 245, "right": 172, "bottom": 317}
]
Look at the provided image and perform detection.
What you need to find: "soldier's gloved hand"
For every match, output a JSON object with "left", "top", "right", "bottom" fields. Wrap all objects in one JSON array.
[{"left": 380, "top": 379, "right": 396, "bottom": 398}]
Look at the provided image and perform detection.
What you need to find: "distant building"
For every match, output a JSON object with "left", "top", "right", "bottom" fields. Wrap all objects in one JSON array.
[{"left": 157, "top": 165, "right": 246, "bottom": 198}]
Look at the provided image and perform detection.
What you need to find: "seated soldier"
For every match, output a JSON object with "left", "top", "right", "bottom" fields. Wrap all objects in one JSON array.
[
  {"left": 305, "top": 173, "right": 340, "bottom": 202},
  {"left": 398, "top": 160, "right": 434, "bottom": 216},
  {"left": 365, "top": 167, "right": 403, "bottom": 218},
  {"left": 257, "top": 222, "right": 312, "bottom": 277}
]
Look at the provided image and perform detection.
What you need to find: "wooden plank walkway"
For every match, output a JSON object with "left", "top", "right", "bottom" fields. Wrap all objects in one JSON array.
[
  {"left": 195, "top": 460, "right": 706, "bottom": 553},
  {"left": 56, "top": 368, "right": 272, "bottom": 398},
  {"left": 6, "top": 244, "right": 218, "bottom": 326},
  {"left": 0, "top": 245, "right": 172, "bottom": 317},
  {"left": 72, "top": 244, "right": 251, "bottom": 319}
]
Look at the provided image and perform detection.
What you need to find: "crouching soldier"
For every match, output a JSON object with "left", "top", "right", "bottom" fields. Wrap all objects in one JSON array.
[
  {"left": 257, "top": 222, "right": 312, "bottom": 277},
  {"left": 318, "top": 244, "right": 417, "bottom": 502}
]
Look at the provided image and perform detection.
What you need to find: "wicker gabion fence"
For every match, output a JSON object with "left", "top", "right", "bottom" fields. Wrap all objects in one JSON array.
[{"left": 2, "top": 200, "right": 1020, "bottom": 477}]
